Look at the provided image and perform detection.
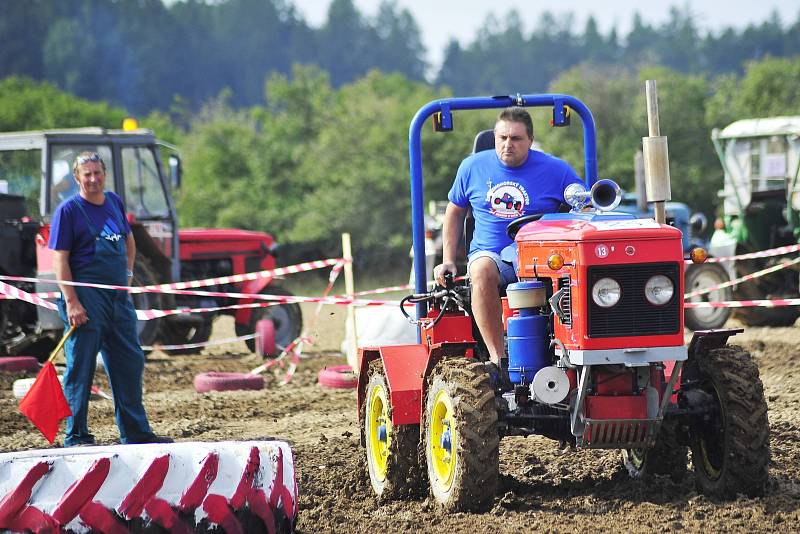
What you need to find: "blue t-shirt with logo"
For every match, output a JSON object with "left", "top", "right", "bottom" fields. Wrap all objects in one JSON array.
[
  {"left": 48, "top": 192, "right": 130, "bottom": 271},
  {"left": 448, "top": 149, "right": 583, "bottom": 255}
]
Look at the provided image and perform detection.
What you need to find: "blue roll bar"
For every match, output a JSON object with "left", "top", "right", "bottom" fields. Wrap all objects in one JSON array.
[{"left": 408, "top": 94, "right": 598, "bottom": 322}]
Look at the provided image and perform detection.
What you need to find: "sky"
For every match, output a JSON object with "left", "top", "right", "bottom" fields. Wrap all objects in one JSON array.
[{"left": 290, "top": 0, "right": 800, "bottom": 71}]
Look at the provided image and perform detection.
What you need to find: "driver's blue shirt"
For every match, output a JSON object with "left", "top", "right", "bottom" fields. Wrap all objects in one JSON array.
[{"left": 448, "top": 149, "right": 582, "bottom": 255}]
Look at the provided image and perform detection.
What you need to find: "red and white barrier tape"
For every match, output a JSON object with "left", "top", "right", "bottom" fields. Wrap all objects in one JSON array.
[
  {"left": 685, "top": 298, "right": 800, "bottom": 309},
  {"left": 685, "top": 243, "right": 800, "bottom": 263},
  {"left": 0, "top": 257, "right": 345, "bottom": 294},
  {"left": 0, "top": 281, "right": 57, "bottom": 311},
  {"left": 142, "top": 334, "right": 257, "bottom": 352},
  {"left": 684, "top": 255, "right": 800, "bottom": 299}
]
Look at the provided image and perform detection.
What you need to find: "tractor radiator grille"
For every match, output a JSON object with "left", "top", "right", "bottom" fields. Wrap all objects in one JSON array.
[{"left": 586, "top": 263, "right": 680, "bottom": 337}]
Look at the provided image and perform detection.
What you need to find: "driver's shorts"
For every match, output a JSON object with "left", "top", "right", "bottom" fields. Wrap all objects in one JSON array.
[{"left": 467, "top": 250, "right": 517, "bottom": 289}]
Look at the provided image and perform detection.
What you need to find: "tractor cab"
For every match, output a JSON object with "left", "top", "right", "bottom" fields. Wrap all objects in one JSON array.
[{"left": 710, "top": 116, "right": 800, "bottom": 326}]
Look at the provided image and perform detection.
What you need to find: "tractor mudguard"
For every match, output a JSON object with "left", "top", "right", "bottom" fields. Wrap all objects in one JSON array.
[
  {"left": 682, "top": 328, "right": 744, "bottom": 381},
  {"left": 357, "top": 345, "right": 430, "bottom": 427}
]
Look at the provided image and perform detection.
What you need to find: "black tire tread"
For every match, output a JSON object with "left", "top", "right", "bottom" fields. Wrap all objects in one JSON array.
[
  {"left": 424, "top": 358, "right": 498, "bottom": 512},
  {"left": 362, "top": 360, "right": 423, "bottom": 500},
  {"left": 622, "top": 419, "right": 688, "bottom": 482},
  {"left": 690, "top": 345, "right": 770, "bottom": 498}
]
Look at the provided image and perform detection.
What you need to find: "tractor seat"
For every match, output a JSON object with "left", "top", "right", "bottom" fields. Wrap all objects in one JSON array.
[{"left": 464, "top": 130, "right": 495, "bottom": 257}]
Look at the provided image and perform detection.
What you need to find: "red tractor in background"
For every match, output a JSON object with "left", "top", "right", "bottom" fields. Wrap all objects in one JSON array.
[
  {"left": 357, "top": 93, "right": 770, "bottom": 511},
  {"left": 0, "top": 125, "right": 301, "bottom": 359}
]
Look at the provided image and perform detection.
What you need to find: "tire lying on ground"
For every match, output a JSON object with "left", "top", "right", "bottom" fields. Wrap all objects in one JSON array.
[
  {"left": 193, "top": 371, "right": 264, "bottom": 393},
  {"left": 318, "top": 365, "right": 358, "bottom": 389}
]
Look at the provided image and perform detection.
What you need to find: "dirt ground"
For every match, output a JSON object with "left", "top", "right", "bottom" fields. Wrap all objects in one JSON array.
[{"left": 1, "top": 308, "right": 799, "bottom": 533}]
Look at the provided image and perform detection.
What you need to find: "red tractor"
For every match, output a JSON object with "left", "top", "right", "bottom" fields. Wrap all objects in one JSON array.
[
  {"left": 0, "top": 126, "right": 301, "bottom": 358},
  {"left": 357, "top": 94, "right": 770, "bottom": 511}
]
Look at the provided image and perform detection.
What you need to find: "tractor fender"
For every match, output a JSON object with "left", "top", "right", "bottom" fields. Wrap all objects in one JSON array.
[
  {"left": 682, "top": 328, "right": 744, "bottom": 382},
  {"left": 357, "top": 345, "right": 431, "bottom": 429}
]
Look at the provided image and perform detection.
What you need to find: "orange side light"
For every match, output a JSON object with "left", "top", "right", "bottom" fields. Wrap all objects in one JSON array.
[
  {"left": 547, "top": 253, "right": 565, "bottom": 270},
  {"left": 690, "top": 247, "right": 708, "bottom": 264}
]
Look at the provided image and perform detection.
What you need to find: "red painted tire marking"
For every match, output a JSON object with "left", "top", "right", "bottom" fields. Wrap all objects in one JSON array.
[
  {"left": 269, "top": 449, "right": 284, "bottom": 509},
  {"left": 118, "top": 454, "right": 170, "bottom": 520},
  {"left": 0, "top": 461, "right": 51, "bottom": 526},
  {"left": 144, "top": 497, "right": 193, "bottom": 534},
  {"left": 178, "top": 452, "right": 219, "bottom": 514},
  {"left": 202, "top": 494, "right": 243, "bottom": 534},
  {"left": 8, "top": 505, "right": 58, "bottom": 533},
  {"left": 51, "top": 457, "right": 111, "bottom": 526},
  {"left": 267, "top": 448, "right": 295, "bottom": 519},
  {"left": 247, "top": 488, "right": 276, "bottom": 534},
  {"left": 229, "top": 446, "right": 260, "bottom": 510},
  {"left": 79, "top": 501, "right": 130, "bottom": 534},
  {"left": 281, "top": 485, "right": 295, "bottom": 521}
]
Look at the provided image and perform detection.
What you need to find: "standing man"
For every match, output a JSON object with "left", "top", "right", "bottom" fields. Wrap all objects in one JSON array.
[
  {"left": 433, "top": 107, "right": 583, "bottom": 387},
  {"left": 49, "top": 151, "right": 171, "bottom": 446}
]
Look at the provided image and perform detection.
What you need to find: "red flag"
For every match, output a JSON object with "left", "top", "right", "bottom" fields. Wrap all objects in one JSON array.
[{"left": 18, "top": 362, "right": 72, "bottom": 444}]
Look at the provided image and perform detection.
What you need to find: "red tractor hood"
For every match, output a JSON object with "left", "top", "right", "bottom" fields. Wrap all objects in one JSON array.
[
  {"left": 516, "top": 214, "right": 682, "bottom": 243},
  {"left": 180, "top": 228, "right": 275, "bottom": 247}
]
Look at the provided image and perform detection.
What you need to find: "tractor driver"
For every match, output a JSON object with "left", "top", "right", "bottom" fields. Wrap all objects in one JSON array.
[
  {"left": 432, "top": 107, "right": 583, "bottom": 389},
  {"left": 49, "top": 151, "right": 172, "bottom": 447}
]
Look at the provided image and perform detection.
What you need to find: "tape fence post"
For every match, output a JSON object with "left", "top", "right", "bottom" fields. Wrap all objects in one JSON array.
[{"left": 342, "top": 233, "right": 358, "bottom": 374}]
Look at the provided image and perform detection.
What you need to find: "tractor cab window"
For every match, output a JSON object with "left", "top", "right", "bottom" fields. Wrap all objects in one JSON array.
[
  {"left": 0, "top": 149, "right": 41, "bottom": 218},
  {"left": 49, "top": 145, "right": 115, "bottom": 215},
  {"left": 121, "top": 146, "right": 169, "bottom": 219}
]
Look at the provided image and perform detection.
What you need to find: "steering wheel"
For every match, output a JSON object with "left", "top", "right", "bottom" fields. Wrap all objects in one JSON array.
[{"left": 506, "top": 213, "right": 544, "bottom": 239}]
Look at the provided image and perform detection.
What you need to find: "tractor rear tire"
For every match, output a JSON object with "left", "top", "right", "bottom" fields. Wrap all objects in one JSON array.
[
  {"left": 164, "top": 319, "right": 213, "bottom": 355},
  {"left": 235, "top": 286, "right": 302, "bottom": 353},
  {"left": 683, "top": 263, "right": 732, "bottom": 330},
  {"left": 423, "top": 358, "right": 498, "bottom": 512},
  {"left": 362, "top": 360, "right": 423, "bottom": 501},
  {"left": 131, "top": 256, "right": 164, "bottom": 350},
  {"left": 688, "top": 345, "right": 770, "bottom": 499},
  {"left": 621, "top": 419, "right": 687, "bottom": 483}
]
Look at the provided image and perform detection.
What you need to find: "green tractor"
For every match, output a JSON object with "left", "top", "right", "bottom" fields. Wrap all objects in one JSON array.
[{"left": 710, "top": 117, "right": 800, "bottom": 326}]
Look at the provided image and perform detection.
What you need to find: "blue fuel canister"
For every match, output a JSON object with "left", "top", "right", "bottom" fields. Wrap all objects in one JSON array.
[{"left": 506, "top": 281, "right": 549, "bottom": 385}]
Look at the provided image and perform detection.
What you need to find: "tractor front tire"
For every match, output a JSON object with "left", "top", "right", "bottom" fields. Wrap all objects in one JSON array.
[
  {"left": 683, "top": 263, "right": 732, "bottom": 330},
  {"left": 236, "top": 286, "right": 302, "bottom": 353},
  {"left": 362, "top": 361, "right": 423, "bottom": 500},
  {"left": 424, "top": 358, "right": 498, "bottom": 512},
  {"left": 622, "top": 419, "right": 688, "bottom": 482},
  {"left": 688, "top": 345, "right": 770, "bottom": 499}
]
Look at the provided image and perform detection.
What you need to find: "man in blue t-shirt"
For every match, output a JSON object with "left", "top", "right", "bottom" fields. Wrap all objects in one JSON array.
[
  {"left": 48, "top": 151, "right": 171, "bottom": 447},
  {"left": 433, "top": 107, "right": 582, "bottom": 386}
]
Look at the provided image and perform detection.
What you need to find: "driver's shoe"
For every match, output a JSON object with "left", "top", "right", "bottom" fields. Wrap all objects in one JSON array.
[{"left": 484, "top": 360, "right": 513, "bottom": 393}]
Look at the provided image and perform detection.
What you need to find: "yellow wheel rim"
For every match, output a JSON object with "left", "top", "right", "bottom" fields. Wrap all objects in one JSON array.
[
  {"left": 430, "top": 389, "right": 456, "bottom": 490},
  {"left": 367, "top": 383, "right": 390, "bottom": 481}
]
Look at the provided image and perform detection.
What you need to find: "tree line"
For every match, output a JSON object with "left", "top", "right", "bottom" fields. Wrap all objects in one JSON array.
[
  {"left": 1, "top": 0, "right": 798, "bottom": 115},
  {"left": 2, "top": 55, "right": 799, "bottom": 271}
]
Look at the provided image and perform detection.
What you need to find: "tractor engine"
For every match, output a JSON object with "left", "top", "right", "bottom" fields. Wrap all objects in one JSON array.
[{"left": 500, "top": 181, "right": 686, "bottom": 448}]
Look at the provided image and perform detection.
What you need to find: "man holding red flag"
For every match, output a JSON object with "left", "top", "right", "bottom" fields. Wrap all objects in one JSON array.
[{"left": 47, "top": 151, "right": 171, "bottom": 446}]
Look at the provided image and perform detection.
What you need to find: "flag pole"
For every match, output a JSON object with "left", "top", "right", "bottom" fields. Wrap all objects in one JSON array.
[{"left": 48, "top": 325, "right": 76, "bottom": 363}]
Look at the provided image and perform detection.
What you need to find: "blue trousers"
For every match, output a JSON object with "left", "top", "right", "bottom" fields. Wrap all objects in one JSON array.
[{"left": 58, "top": 287, "right": 154, "bottom": 446}]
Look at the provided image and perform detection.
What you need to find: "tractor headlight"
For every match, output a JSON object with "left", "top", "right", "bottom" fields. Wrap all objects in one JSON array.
[
  {"left": 644, "top": 275, "right": 674, "bottom": 306},
  {"left": 592, "top": 277, "right": 621, "bottom": 308}
]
